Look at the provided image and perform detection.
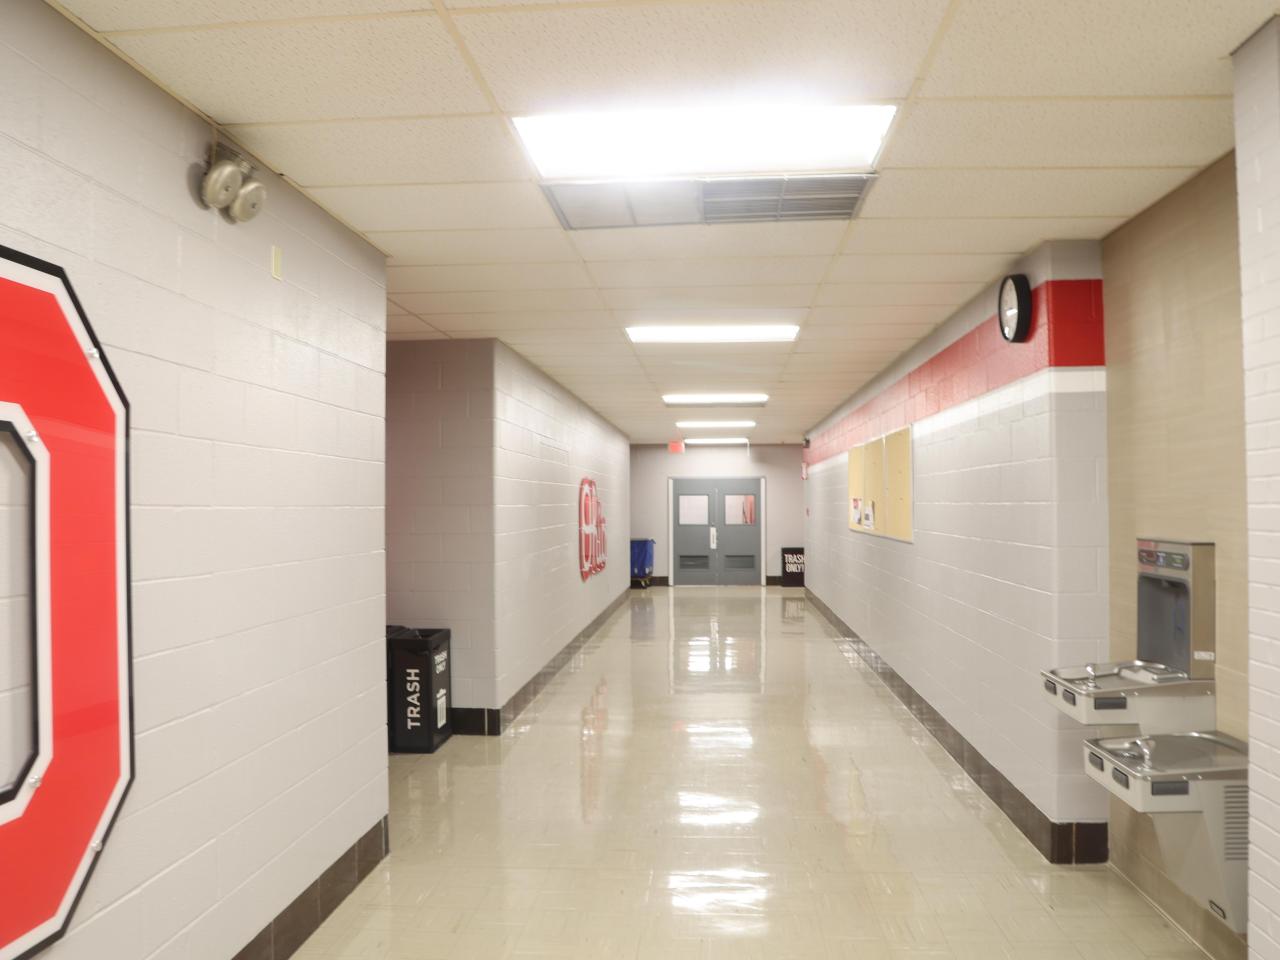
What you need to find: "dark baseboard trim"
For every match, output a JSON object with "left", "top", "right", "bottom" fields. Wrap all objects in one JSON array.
[
  {"left": 453, "top": 587, "right": 631, "bottom": 737},
  {"left": 449, "top": 706, "right": 500, "bottom": 735},
  {"left": 631, "top": 575, "right": 669, "bottom": 588},
  {"left": 765, "top": 575, "right": 784, "bottom": 586},
  {"left": 805, "top": 589, "right": 1107, "bottom": 865},
  {"left": 232, "top": 816, "right": 388, "bottom": 960}
]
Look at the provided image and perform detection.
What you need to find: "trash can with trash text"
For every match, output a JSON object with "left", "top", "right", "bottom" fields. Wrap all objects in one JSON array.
[{"left": 386, "top": 626, "right": 452, "bottom": 753}]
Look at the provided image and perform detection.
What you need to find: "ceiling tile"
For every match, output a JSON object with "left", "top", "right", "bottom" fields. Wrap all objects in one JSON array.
[
  {"left": 827, "top": 253, "right": 1014, "bottom": 284},
  {"left": 446, "top": 0, "right": 608, "bottom": 8},
  {"left": 367, "top": 229, "right": 577, "bottom": 266},
  {"left": 456, "top": 0, "right": 950, "bottom": 112},
  {"left": 589, "top": 257, "right": 830, "bottom": 289},
  {"left": 860, "top": 167, "right": 1198, "bottom": 219},
  {"left": 602, "top": 285, "right": 816, "bottom": 310},
  {"left": 922, "top": 0, "right": 1276, "bottom": 97},
  {"left": 497, "top": 327, "right": 627, "bottom": 344},
  {"left": 816, "top": 282, "right": 983, "bottom": 307},
  {"left": 394, "top": 289, "right": 605, "bottom": 314},
  {"left": 388, "top": 314, "right": 448, "bottom": 337},
  {"left": 57, "top": 0, "right": 426, "bottom": 30},
  {"left": 843, "top": 217, "right": 1127, "bottom": 254},
  {"left": 227, "top": 116, "right": 531, "bottom": 185},
  {"left": 307, "top": 182, "right": 558, "bottom": 231},
  {"left": 790, "top": 340, "right": 902, "bottom": 358},
  {"left": 61, "top": 0, "right": 1261, "bottom": 447},
  {"left": 111, "top": 15, "right": 487, "bottom": 122},
  {"left": 388, "top": 262, "right": 594, "bottom": 293},
  {"left": 800, "top": 322, "right": 936, "bottom": 341},
  {"left": 428, "top": 311, "right": 614, "bottom": 332},
  {"left": 882, "top": 98, "right": 1235, "bottom": 169},
  {"left": 572, "top": 221, "right": 847, "bottom": 261},
  {"left": 807, "top": 305, "right": 955, "bottom": 326}
]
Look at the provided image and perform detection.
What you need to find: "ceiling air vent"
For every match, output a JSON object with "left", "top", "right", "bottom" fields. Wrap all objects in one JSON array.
[{"left": 542, "top": 174, "right": 875, "bottom": 230}]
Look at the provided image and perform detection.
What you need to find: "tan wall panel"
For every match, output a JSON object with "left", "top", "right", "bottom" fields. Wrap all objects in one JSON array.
[
  {"left": 862, "top": 438, "right": 886, "bottom": 533},
  {"left": 883, "top": 427, "right": 914, "bottom": 541},
  {"left": 1102, "top": 153, "right": 1246, "bottom": 960}
]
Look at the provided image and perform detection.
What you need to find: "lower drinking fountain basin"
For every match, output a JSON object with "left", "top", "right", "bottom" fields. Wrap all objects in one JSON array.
[{"left": 1083, "top": 731, "right": 1247, "bottom": 814}]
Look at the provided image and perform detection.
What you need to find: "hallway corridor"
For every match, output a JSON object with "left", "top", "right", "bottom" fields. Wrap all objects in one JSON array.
[{"left": 295, "top": 588, "right": 1199, "bottom": 960}]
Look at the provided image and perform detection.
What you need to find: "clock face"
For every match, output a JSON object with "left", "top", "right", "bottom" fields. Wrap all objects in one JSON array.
[
  {"left": 1000, "top": 278, "right": 1020, "bottom": 339},
  {"left": 997, "top": 274, "right": 1030, "bottom": 342}
]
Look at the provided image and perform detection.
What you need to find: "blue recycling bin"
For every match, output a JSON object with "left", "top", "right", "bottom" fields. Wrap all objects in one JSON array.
[{"left": 630, "top": 539, "right": 655, "bottom": 587}]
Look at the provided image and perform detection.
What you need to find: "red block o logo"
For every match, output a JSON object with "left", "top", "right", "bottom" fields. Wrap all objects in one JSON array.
[
  {"left": 0, "top": 247, "right": 133, "bottom": 960},
  {"left": 578, "top": 479, "right": 606, "bottom": 581}
]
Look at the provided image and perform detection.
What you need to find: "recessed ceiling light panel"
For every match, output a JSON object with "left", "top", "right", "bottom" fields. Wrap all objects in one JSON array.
[
  {"left": 627, "top": 324, "right": 798, "bottom": 344},
  {"left": 514, "top": 104, "right": 896, "bottom": 180},
  {"left": 676, "top": 420, "right": 757, "bottom": 429},
  {"left": 663, "top": 393, "right": 769, "bottom": 406},
  {"left": 684, "top": 437, "right": 750, "bottom": 446}
]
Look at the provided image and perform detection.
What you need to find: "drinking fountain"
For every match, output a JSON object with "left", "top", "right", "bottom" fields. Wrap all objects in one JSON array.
[
  {"left": 1040, "top": 540, "right": 1216, "bottom": 733},
  {"left": 1084, "top": 731, "right": 1248, "bottom": 933},
  {"left": 1039, "top": 539, "right": 1248, "bottom": 933}
]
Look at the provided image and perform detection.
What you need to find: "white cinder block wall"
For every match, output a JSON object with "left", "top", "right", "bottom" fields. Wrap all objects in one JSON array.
[
  {"left": 387, "top": 340, "right": 629, "bottom": 710},
  {"left": 804, "top": 244, "right": 1110, "bottom": 825},
  {"left": 0, "top": 5, "right": 388, "bottom": 959},
  {"left": 492, "top": 342, "right": 629, "bottom": 706},
  {"left": 1233, "top": 20, "right": 1280, "bottom": 956},
  {"left": 629, "top": 444, "right": 804, "bottom": 579}
]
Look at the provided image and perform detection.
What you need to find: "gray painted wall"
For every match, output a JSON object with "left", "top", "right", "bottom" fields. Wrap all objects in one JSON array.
[
  {"left": 387, "top": 340, "right": 630, "bottom": 709},
  {"left": 805, "top": 374, "right": 1110, "bottom": 823},
  {"left": 803, "top": 242, "right": 1111, "bottom": 824}
]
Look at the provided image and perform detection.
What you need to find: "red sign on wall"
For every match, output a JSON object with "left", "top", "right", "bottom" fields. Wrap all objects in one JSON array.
[
  {"left": 0, "top": 246, "right": 133, "bottom": 960},
  {"left": 579, "top": 478, "right": 606, "bottom": 581}
]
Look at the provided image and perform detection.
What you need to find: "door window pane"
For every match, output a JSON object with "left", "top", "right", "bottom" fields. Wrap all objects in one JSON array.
[
  {"left": 678, "top": 495, "right": 709, "bottom": 525},
  {"left": 724, "top": 494, "right": 756, "bottom": 525}
]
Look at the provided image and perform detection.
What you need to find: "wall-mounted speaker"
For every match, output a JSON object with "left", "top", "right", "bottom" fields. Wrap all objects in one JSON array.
[
  {"left": 200, "top": 158, "right": 244, "bottom": 210},
  {"left": 200, "top": 146, "right": 266, "bottom": 223},
  {"left": 229, "top": 179, "right": 266, "bottom": 223}
]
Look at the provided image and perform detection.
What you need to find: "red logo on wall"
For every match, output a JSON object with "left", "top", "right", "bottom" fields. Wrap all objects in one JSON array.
[
  {"left": 0, "top": 247, "right": 133, "bottom": 960},
  {"left": 579, "top": 478, "right": 606, "bottom": 581}
]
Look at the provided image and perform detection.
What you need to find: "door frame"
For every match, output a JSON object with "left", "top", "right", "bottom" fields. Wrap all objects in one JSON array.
[{"left": 666, "top": 475, "right": 767, "bottom": 586}]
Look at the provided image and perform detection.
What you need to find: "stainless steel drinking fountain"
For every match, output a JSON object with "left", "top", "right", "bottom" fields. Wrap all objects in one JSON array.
[
  {"left": 1041, "top": 540, "right": 1216, "bottom": 733},
  {"left": 1040, "top": 539, "right": 1248, "bottom": 933},
  {"left": 1084, "top": 732, "right": 1248, "bottom": 933}
]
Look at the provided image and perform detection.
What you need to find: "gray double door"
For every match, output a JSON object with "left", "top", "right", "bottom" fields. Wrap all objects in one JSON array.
[{"left": 671, "top": 477, "right": 763, "bottom": 586}]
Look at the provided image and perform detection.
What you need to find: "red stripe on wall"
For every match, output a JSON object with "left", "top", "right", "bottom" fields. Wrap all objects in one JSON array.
[{"left": 804, "top": 279, "right": 1104, "bottom": 465}]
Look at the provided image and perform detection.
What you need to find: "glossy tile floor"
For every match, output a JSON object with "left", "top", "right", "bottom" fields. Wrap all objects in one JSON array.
[{"left": 299, "top": 587, "right": 1201, "bottom": 959}]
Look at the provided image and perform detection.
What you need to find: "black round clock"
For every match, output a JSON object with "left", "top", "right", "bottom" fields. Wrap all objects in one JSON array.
[{"left": 997, "top": 273, "right": 1031, "bottom": 343}]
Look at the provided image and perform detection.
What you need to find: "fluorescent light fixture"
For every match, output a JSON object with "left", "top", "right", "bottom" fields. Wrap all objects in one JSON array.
[
  {"left": 627, "top": 324, "right": 799, "bottom": 344},
  {"left": 663, "top": 393, "right": 769, "bottom": 406},
  {"left": 684, "top": 437, "right": 750, "bottom": 446},
  {"left": 513, "top": 104, "right": 896, "bottom": 180},
  {"left": 676, "top": 420, "right": 757, "bottom": 429}
]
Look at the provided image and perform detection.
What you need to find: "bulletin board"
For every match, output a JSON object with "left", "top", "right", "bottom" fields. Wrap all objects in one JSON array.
[{"left": 847, "top": 426, "right": 913, "bottom": 541}]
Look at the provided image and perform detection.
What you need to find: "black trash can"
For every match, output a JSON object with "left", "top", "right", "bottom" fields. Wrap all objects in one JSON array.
[{"left": 386, "top": 626, "right": 452, "bottom": 753}]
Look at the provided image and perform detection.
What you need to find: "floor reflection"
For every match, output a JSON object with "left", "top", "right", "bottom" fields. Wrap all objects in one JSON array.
[
  {"left": 313, "top": 586, "right": 1200, "bottom": 960},
  {"left": 667, "top": 867, "right": 769, "bottom": 913}
]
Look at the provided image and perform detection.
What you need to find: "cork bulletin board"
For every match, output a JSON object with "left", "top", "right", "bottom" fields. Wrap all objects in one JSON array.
[{"left": 847, "top": 426, "right": 913, "bottom": 541}]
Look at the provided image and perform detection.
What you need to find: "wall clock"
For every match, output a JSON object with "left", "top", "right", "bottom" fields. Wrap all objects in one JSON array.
[{"left": 997, "top": 273, "right": 1032, "bottom": 343}]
